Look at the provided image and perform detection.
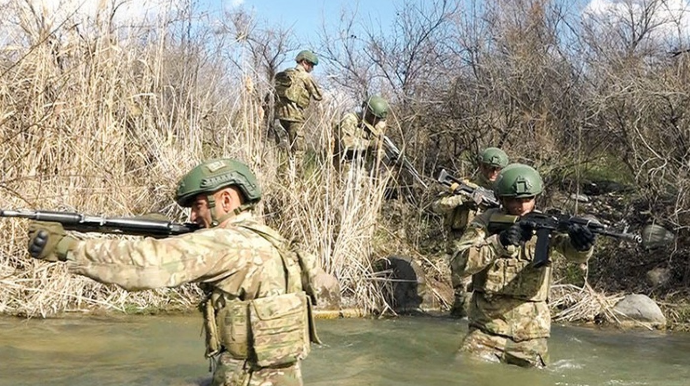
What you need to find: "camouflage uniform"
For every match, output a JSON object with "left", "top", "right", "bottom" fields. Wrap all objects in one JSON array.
[
  {"left": 451, "top": 207, "right": 592, "bottom": 367},
  {"left": 64, "top": 211, "right": 313, "bottom": 386},
  {"left": 334, "top": 112, "right": 387, "bottom": 174},
  {"left": 431, "top": 174, "right": 493, "bottom": 317},
  {"left": 275, "top": 65, "right": 323, "bottom": 162}
]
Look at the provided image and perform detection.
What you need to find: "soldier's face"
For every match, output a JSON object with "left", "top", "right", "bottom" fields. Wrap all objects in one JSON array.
[
  {"left": 303, "top": 61, "right": 314, "bottom": 73},
  {"left": 189, "top": 189, "right": 243, "bottom": 228},
  {"left": 502, "top": 196, "right": 536, "bottom": 216},
  {"left": 190, "top": 195, "right": 213, "bottom": 228},
  {"left": 480, "top": 163, "right": 501, "bottom": 181},
  {"left": 363, "top": 111, "right": 382, "bottom": 126}
]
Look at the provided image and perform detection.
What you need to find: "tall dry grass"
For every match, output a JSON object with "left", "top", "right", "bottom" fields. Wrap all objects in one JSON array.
[{"left": 0, "top": 3, "right": 395, "bottom": 317}]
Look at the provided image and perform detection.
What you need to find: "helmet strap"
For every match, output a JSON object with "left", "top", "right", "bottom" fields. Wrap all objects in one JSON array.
[
  {"left": 208, "top": 197, "right": 256, "bottom": 227},
  {"left": 207, "top": 194, "right": 220, "bottom": 227}
]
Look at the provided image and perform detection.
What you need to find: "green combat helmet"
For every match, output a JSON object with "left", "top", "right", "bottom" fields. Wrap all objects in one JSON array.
[
  {"left": 478, "top": 147, "right": 509, "bottom": 168},
  {"left": 296, "top": 50, "right": 319, "bottom": 65},
  {"left": 364, "top": 96, "right": 389, "bottom": 120},
  {"left": 175, "top": 158, "right": 261, "bottom": 208},
  {"left": 494, "top": 163, "right": 543, "bottom": 198}
]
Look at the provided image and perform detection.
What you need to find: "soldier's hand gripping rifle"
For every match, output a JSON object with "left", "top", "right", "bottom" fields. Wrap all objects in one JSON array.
[
  {"left": 0, "top": 209, "right": 199, "bottom": 238},
  {"left": 436, "top": 169, "right": 500, "bottom": 208},
  {"left": 381, "top": 135, "right": 428, "bottom": 189},
  {"left": 488, "top": 210, "right": 642, "bottom": 268}
]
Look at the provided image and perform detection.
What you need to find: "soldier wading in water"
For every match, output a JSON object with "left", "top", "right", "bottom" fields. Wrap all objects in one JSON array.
[
  {"left": 26, "top": 158, "right": 320, "bottom": 386},
  {"left": 432, "top": 147, "right": 509, "bottom": 318},
  {"left": 452, "top": 163, "right": 596, "bottom": 367}
]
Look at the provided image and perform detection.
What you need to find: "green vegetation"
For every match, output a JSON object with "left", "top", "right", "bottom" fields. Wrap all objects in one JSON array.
[{"left": 580, "top": 156, "right": 635, "bottom": 185}]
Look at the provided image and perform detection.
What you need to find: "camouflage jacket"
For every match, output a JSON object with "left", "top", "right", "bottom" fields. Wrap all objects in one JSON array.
[
  {"left": 275, "top": 65, "right": 323, "bottom": 123},
  {"left": 65, "top": 211, "right": 300, "bottom": 300},
  {"left": 451, "top": 208, "right": 592, "bottom": 341},
  {"left": 432, "top": 173, "right": 492, "bottom": 237},
  {"left": 335, "top": 112, "right": 387, "bottom": 163}
]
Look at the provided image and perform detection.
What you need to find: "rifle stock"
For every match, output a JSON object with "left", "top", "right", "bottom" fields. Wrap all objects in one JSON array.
[{"left": 0, "top": 209, "right": 199, "bottom": 238}]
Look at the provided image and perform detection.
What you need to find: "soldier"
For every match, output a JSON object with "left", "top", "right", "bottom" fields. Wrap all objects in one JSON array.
[
  {"left": 26, "top": 158, "right": 319, "bottom": 386},
  {"left": 451, "top": 163, "right": 595, "bottom": 368},
  {"left": 432, "top": 147, "right": 509, "bottom": 318},
  {"left": 334, "top": 95, "right": 389, "bottom": 173},
  {"left": 274, "top": 50, "right": 324, "bottom": 168}
]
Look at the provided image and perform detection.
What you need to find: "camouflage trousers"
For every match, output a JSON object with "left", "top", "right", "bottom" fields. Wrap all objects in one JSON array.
[
  {"left": 211, "top": 352, "right": 303, "bottom": 386},
  {"left": 449, "top": 274, "right": 471, "bottom": 318},
  {"left": 458, "top": 327, "right": 548, "bottom": 368},
  {"left": 448, "top": 235, "right": 471, "bottom": 318},
  {"left": 279, "top": 120, "right": 305, "bottom": 161}
]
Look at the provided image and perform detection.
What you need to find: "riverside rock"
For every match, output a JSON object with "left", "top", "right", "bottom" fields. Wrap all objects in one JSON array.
[{"left": 613, "top": 294, "right": 666, "bottom": 329}]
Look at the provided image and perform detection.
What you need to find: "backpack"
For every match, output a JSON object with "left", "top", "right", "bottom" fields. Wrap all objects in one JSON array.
[{"left": 274, "top": 68, "right": 308, "bottom": 108}]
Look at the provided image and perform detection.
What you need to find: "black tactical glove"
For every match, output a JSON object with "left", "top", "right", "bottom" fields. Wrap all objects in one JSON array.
[
  {"left": 27, "top": 221, "right": 77, "bottom": 261},
  {"left": 568, "top": 224, "right": 595, "bottom": 252},
  {"left": 499, "top": 222, "right": 533, "bottom": 247}
]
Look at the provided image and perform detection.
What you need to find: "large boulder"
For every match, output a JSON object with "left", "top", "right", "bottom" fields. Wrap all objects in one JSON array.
[
  {"left": 374, "top": 255, "right": 436, "bottom": 313},
  {"left": 612, "top": 294, "right": 666, "bottom": 329}
]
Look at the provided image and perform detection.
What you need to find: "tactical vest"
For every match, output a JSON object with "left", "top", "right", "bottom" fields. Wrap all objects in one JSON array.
[
  {"left": 472, "top": 222, "right": 551, "bottom": 302},
  {"left": 201, "top": 223, "right": 320, "bottom": 367}
]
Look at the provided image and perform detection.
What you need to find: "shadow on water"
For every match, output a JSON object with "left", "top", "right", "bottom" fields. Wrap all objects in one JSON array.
[{"left": 1, "top": 314, "right": 690, "bottom": 386}]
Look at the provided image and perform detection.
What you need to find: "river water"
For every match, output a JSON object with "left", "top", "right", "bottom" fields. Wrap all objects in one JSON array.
[{"left": 1, "top": 314, "right": 689, "bottom": 386}]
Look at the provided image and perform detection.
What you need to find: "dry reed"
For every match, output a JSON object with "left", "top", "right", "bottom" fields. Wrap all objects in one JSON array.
[
  {"left": 550, "top": 282, "right": 626, "bottom": 324},
  {"left": 0, "top": 3, "right": 397, "bottom": 317}
]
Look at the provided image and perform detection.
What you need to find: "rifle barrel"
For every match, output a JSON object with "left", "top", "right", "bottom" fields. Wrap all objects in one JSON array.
[
  {"left": 0, "top": 209, "right": 85, "bottom": 223},
  {"left": 382, "top": 136, "right": 428, "bottom": 188},
  {"left": 593, "top": 228, "right": 642, "bottom": 243},
  {"left": 1, "top": 209, "right": 199, "bottom": 237}
]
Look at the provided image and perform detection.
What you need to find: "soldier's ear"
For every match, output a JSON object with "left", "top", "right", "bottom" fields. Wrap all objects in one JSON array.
[
  {"left": 215, "top": 188, "right": 237, "bottom": 211},
  {"left": 227, "top": 187, "right": 246, "bottom": 208}
]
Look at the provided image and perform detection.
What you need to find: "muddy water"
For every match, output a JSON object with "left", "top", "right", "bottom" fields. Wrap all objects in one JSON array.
[{"left": 1, "top": 314, "right": 689, "bottom": 385}]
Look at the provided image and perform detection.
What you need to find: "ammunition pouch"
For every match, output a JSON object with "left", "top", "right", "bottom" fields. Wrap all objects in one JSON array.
[
  {"left": 250, "top": 292, "right": 311, "bottom": 367},
  {"left": 450, "top": 206, "right": 474, "bottom": 235},
  {"left": 205, "top": 291, "right": 315, "bottom": 367},
  {"left": 217, "top": 299, "right": 251, "bottom": 359}
]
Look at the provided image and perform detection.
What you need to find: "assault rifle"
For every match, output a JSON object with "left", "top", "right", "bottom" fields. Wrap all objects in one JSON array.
[
  {"left": 487, "top": 210, "right": 642, "bottom": 268},
  {"left": 381, "top": 135, "right": 428, "bottom": 189},
  {"left": 0, "top": 209, "right": 199, "bottom": 237},
  {"left": 436, "top": 169, "right": 500, "bottom": 208}
]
